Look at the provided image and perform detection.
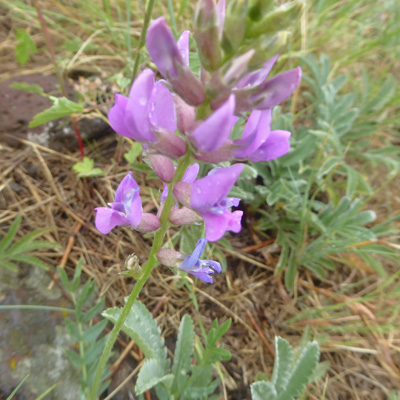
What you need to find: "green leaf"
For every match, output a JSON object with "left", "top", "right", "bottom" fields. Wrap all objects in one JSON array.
[
  {"left": 135, "top": 359, "right": 173, "bottom": 395},
  {"left": 82, "top": 299, "right": 105, "bottom": 323},
  {"left": 57, "top": 266, "right": 71, "bottom": 292},
  {"left": 9, "top": 82, "right": 46, "bottom": 96},
  {"left": 276, "top": 341, "right": 320, "bottom": 400},
  {"left": 0, "top": 215, "right": 22, "bottom": 253},
  {"left": 15, "top": 29, "right": 37, "bottom": 66},
  {"left": 65, "top": 319, "right": 81, "bottom": 341},
  {"left": 66, "top": 349, "right": 82, "bottom": 369},
  {"left": 72, "top": 157, "right": 106, "bottom": 178},
  {"left": 7, "top": 226, "right": 55, "bottom": 255},
  {"left": 272, "top": 337, "right": 293, "bottom": 393},
  {"left": 172, "top": 314, "right": 195, "bottom": 393},
  {"left": 11, "top": 255, "right": 49, "bottom": 270},
  {"left": 82, "top": 319, "right": 108, "bottom": 343},
  {"left": 29, "top": 96, "right": 84, "bottom": 128},
  {"left": 251, "top": 381, "right": 277, "bottom": 400},
  {"left": 103, "top": 300, "right": 168, "bottom": 366},
  {"left": 72, "top": 259, "right": 83, "bottom": 292},
  {"left": 124, "top": 142, "right": 143, "bottom": 164},
  {"left": 33, "top": 382, "right": 60, "bottom": 400}
]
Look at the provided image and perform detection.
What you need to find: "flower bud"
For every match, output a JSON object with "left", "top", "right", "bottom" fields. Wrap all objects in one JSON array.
[
  {"left": 148, "top": 154, "right": 175, "bottom": 182},
  {"left": 157, "top": 249, "right": 183, "bottom": 267},
  {"left": 221, "top": 0, "right": 248, "bottom": 55},
  {"left": 173, "top": 94, "right": 196, "bottom": 132},
  {"left": 221, "top": 50, "right": 255, "bottom": 87},
  {"left": 153, "top": 128, "right": 187, "bottom": 158},
  {"left": 170, "top": 207, "right": 201, "bottom": 225},
  {"left": 136, "top": 213, "right": 161, "bottom": 232},
  {"left": 246, "top": 0, "right": 305, "bottom": 39},
  {"left": 246, "top": 32, "right": 288, "bottom": 69},
  {"left": 248, "top": 0, "right": 275, "bottom": 21},
  {"left": 125, "top": 254, "right": 143, "bottom": 279},
  {"left": 193, "top": 0, "right": 222, "bottom": 71},
  {"left": 173, "top": 182, "right": 192, "bottom": 207}
]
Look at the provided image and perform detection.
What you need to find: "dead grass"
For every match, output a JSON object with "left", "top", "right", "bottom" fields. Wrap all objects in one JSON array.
[{"left": 1, "top": 137, "right": 399, "bottom": 399}]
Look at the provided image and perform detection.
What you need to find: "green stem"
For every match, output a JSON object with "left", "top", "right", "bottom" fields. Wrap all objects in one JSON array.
[
  {"left": 91, "top": 152, "right": 192, "bottom": 399},
  {"left": 130, "top": 0, "right": 157, "bottom": 87}
]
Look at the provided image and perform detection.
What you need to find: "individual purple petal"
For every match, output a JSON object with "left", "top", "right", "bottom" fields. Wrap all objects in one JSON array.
[
  {"left": 95, "top": 207, "right": 128, "bottom": 234},
  {"left": 136, "top": 213, "right": 161, "bottom": 232},
  {"left": 125, "top": 195, "right": 143, "bottom": 227},
  {"left": 190, "top": 164, "right": 244, "bottom": 211},
  {"left": 250, "top": 67, "right": 302, "bottom": 110},
  {"left": 236, "top": 55, "right": 278, "bottom": 89},
  {"left": 147, "top": 18, "right": 183, "bottom": 79},
  {"left": 248, "top": 130, "right": 291, "bottom": 162},
  {"left": 191, "top": 94, "right": 238, "bottom": 151},
  {"left": 183, "top": 163, "right": 200, "bottom": 184},
  {"left": 124, "top": 69, "right": 157, "bottom": 142},
  {"left": 108, "top": 94, "right": 136, "bottom": 139},
  {"left": 115, "top": 171, "right": 139, "bottom": 203},
  {"left": 177, "top": 30, "right": 190, "bottom": 66},
  {"left": 201, "top": 211, "right": 231, "bottom": 242},
  {"left": 180, "top": 238, "right": 207, "bottom": 271},
  {"left": 148, "top": 81, "right": 177, "bottom": 133},
  {"left": 233, "top": 109, "right": 272, "bottom": 159},
  {"left": 205, "top": 260, "right": 222, "bottom": 273},
  {"left": 190, "top": 269, "right": 215, "bottom": 283},
  {"left": 227, "top": 210, "right": 243, "bottom": 233}
]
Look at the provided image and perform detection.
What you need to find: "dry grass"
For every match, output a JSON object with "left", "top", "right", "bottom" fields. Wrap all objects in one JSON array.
[{"left": 1, "top": 137, "right": 399, "bottom": 399}]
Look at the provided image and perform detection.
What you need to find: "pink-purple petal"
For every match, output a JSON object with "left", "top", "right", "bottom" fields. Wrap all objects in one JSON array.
[
  {"left": 115, "top": 171, "right": 139, "bottom": 203},
  {"left": 108, "top": 94, "right": 135, "bottom": 138},
  {"left": 249, "top": 130, "right": 291, "bottom": 162},
  {"left": 177, "top": 30, "right": 190, "bottom": 66},
  {"left": 191, "top": 94, "right": 237, "bottom": 151},
  {"left": 95, "top": 207, "right": 128, "bottom": 234}
]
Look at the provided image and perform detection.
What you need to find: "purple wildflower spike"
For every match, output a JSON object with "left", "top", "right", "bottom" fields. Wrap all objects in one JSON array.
[
  {"left": 157, "top": 238, "right": 222, "bottom": 283},
  {"left": 174, "top": 164, "right": 244, "bottom": 241},
  {"left": 236, "top": 55, "right": 278, "bottom": 89},
  {"left": 147, "top": 18, "right": 206, "bottom": 106},
  {"left": 191, "top": 94, "right": 238, "bottom": 152},
  {"left": 95, "top": 172, "right": 160, "bottom": 234}
]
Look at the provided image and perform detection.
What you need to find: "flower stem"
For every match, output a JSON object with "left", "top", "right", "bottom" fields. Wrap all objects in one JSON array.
[{"left": 91, "top": 152, "right": 192, "bottom": 399}]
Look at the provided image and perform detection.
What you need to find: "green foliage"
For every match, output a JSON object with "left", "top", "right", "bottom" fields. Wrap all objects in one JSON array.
[
  {"left": 9, "top": 82, "right": 46, "bottom": 96},
  {"left": 251, "top": 337, "right": 321, "bottom": 400},
  {"left": 14, "top": 28, "right": 37, "bottom": 66},
  {"left": 124, "top": 142, "right": 143, "bottom": 164},
  {"left": 73, "top": 157, "right": 106, "bottom": 178},
  {"left": 103, "top": 302, "right": 231, "bottom": 399},
  {"left": 59, "top": 261, "right": 110, "bottom": 398},
  {"left": 235, "top": 54, "right": 400, "bottom": 289},
  {"left": 0, "top": 215, "right": 60, "bottom": 272},
  {"left": 29, "top": 96, "right": 84, "bottom": 128}
]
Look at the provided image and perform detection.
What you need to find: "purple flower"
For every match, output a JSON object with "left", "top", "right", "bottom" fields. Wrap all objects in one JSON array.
[
  {"left": 108, "top": 69, "right": 186, "bottom": 158},
  {"left": 179, "top": 238, "right": 222, "bottom": 283},
  {"left": 174, "top": 164, "right": 244, "bottom": 241},
  {"left": 147, "top": 18, "right": 206, "bottom": 106},
  {"left": 194, "top": 109, "right": 291, "bottom": 163},
  {"left": 157, "top": 238, "right": 222, "bottom": 283},
  {"left": 95, "top": 172, "right": 160, "bottom": 234}
]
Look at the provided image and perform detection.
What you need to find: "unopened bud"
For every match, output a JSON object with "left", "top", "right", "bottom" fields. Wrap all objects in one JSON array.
[
  {"left": 136, "top": 213, "right": 161, "bottom": 232},
  {"left": 125, "top": 254, "right": 143, "bottom": 278},
  {"left": 173, "top": 95, "right": 196, "bottom": 132},
  {"left": 148, "top": 154, "right": 175, "bottom": 182},
  {"left": 247, "top": 32, "right": 288, "bottom": 69},
  {"left": 221, "top": 50, "right": 255, "bottom": 87},
  {"left": 173, "top": 182, "right": 192, "bottom": 207},
  {"left": 157, "top": 249, "right": 183, "bottom": 267},
  {"left": 248, "top": 0, "right": 275, "bottom": 21},
  {"left": 221, "top": 0, "right": 248, "bottom": 55},
  {"left": 194, "top": 0, "right": 222, "bottom": 71},
  {"left": 246, "top": 1, "right": 304, "bottom": 39},
  {"left": 153, "top": 128, "right": 187, "bottom": 158},
  {"left": 169, "top": 207, "right": 201, "bottom": 225}
]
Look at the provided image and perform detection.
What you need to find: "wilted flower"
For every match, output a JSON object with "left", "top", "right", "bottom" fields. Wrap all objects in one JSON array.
[
  {"left": 108, "top": 69, "right": 186, "bottom": 158},
  {"left": 174, "top": 164, "right": 244, "bottom": 241},
  {"left": 157, "top": 238, "right": 222, "bottom": 283},
  {"left": 95, "top": 172, "right": 160, "bottom": 234}
]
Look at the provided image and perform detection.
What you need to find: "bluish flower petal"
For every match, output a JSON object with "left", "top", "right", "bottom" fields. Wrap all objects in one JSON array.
[
  {"left": 183, "top": 163, "right": 200, "bottom": 184},
  {"left": 190, "top": 269, "right": 214, "bottom": 283},
  {"left": 180, "top": 238, "right": 207, "bottom": 271}
]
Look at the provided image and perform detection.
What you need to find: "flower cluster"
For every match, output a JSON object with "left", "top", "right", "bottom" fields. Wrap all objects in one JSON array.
[{"left": 95, "top": 0, "right": 303, "bottom": 283}]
